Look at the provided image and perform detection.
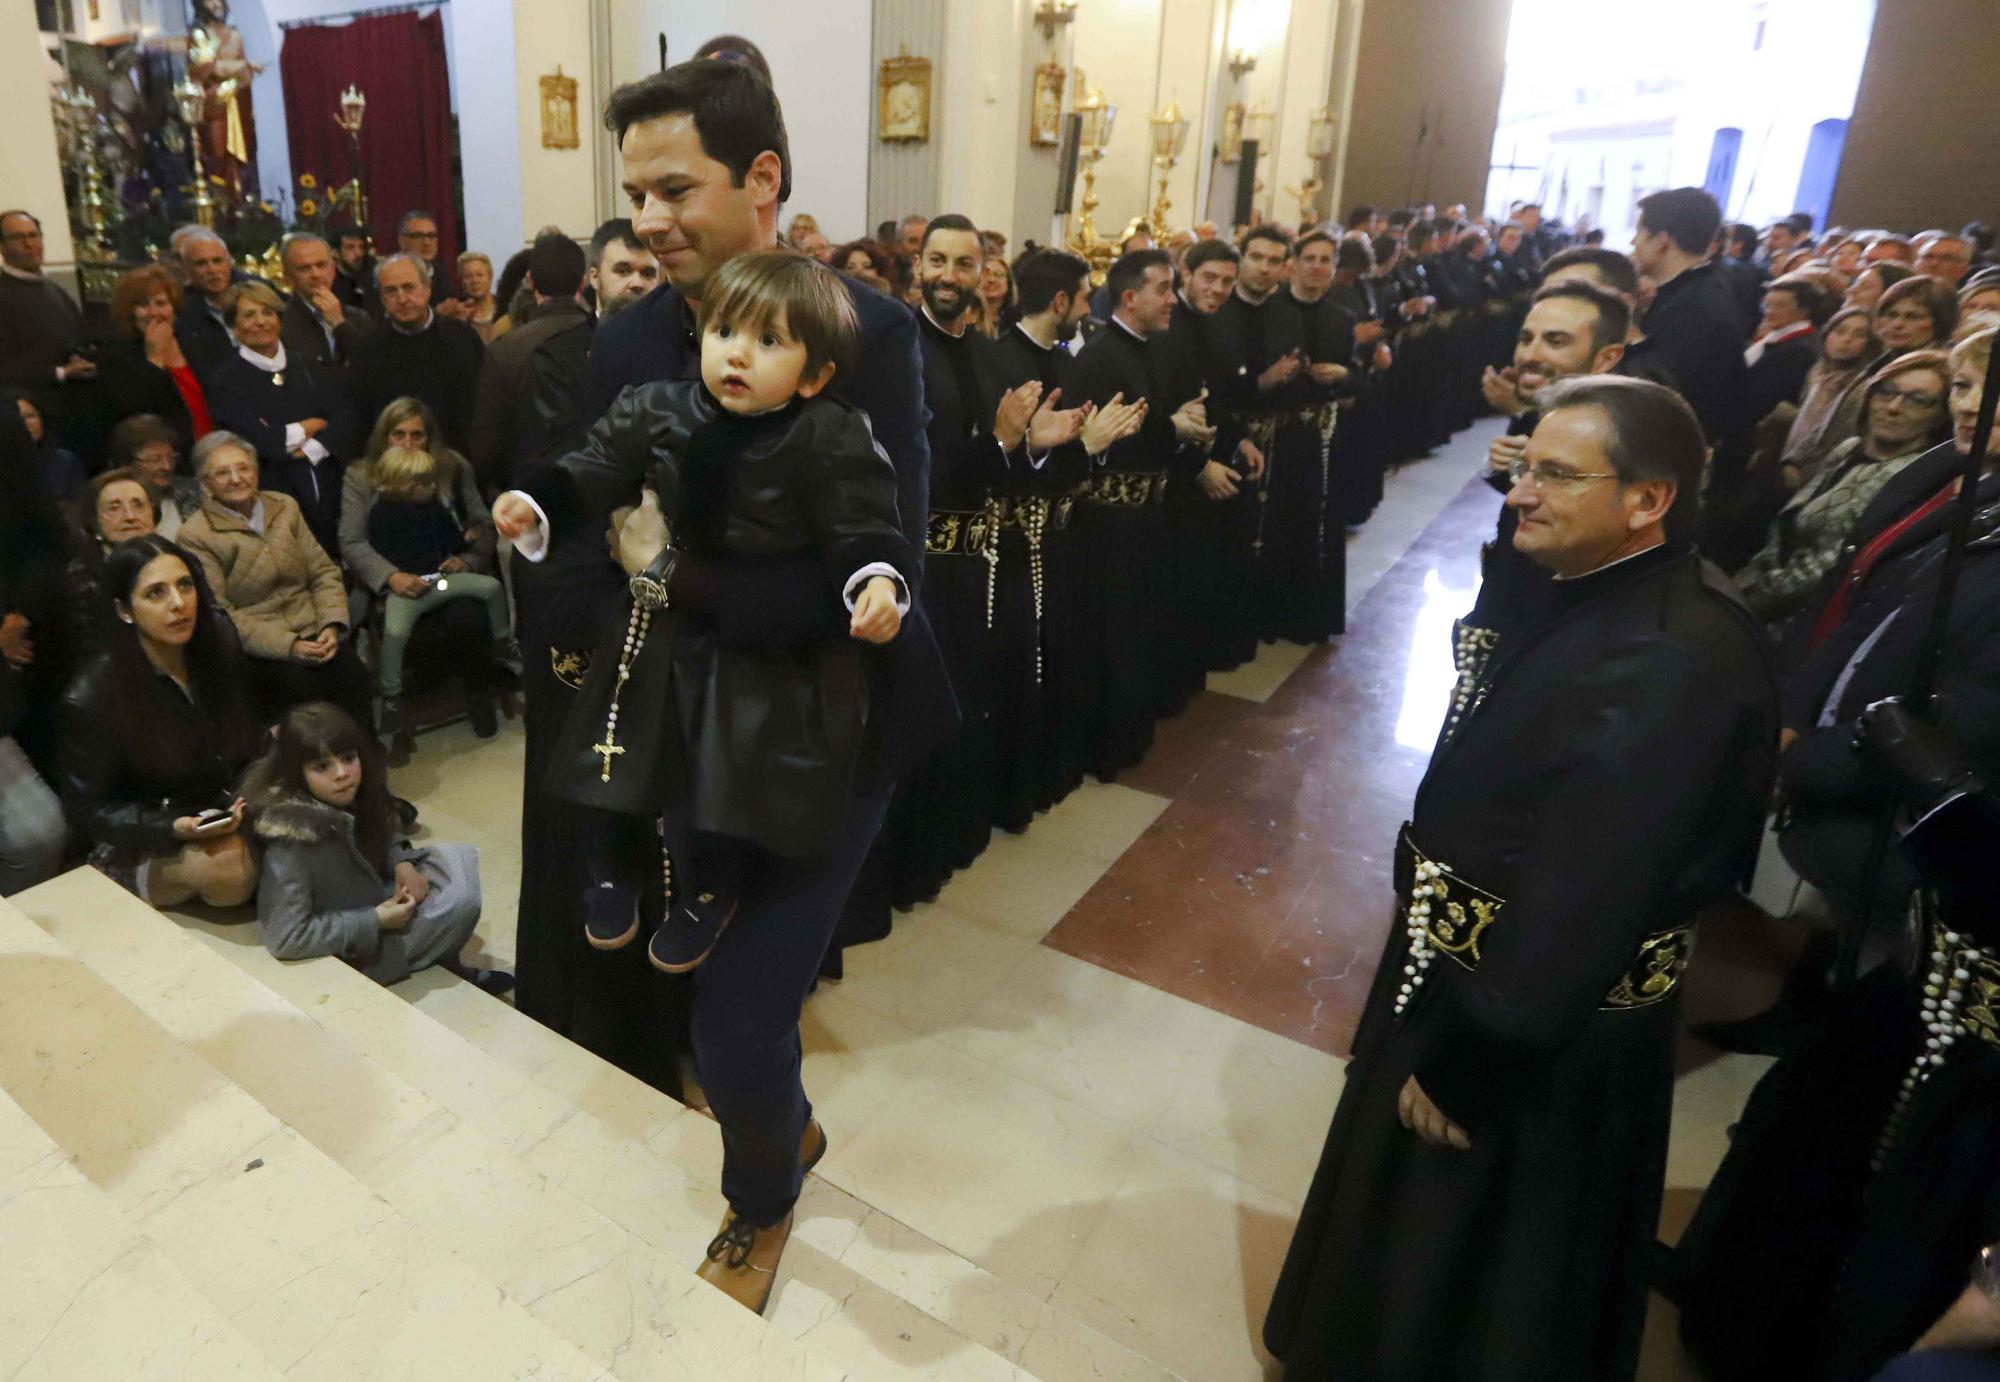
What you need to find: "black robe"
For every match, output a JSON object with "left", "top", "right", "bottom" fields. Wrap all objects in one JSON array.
[
  {"left": 1167, "top": 296, "right": 1259, "bottom": 674},
  {"left": 990, "top": 325, "right": 1094, "bottom": 824},
  {"left": 886, "top": 311, "right": 1012, "bottom": 904},
  {"left": 1068, "top": 319, "right": 1204, "bottom": 778},
  {"left": 1264, "top": 542, "right": 1778, "bottom": 1382},
  {"left": 1262, "top": 289, "right": 1357, "bottom": 642}
]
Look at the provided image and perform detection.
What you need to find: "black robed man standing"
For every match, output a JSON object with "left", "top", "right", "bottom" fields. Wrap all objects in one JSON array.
[{"left": 1263, "top": 376, "right": 1778, "bottom": 1381}]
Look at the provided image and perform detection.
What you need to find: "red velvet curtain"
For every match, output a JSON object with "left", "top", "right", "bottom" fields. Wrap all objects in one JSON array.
[{"left": 279, "top": 10, "right": 460, "bottom": 270}]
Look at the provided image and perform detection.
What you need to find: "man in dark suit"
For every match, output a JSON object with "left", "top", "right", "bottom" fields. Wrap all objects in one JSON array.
[
  {"left": 468, "top": 233, "right": 594, "bottom": 493},
  {"left": 1632, "top": 188, "right": 1754, "bottom": 445},
  {"left": 174, "top": 226, "right": 239, "bottom": 376},
  {"left": 278, "top": 231, "right": 372, "bottom": 396},
  {"left": 543, "top": 59, "right": 950, "bottom": 1314}
]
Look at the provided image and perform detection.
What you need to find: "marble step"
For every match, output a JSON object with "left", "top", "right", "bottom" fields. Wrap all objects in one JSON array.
[
  {"left": 159, "top": 874, "right": 1175, "bottom": 1382},
  {"left": 399, "top": 962, "right": 1181, "bottom": 1382},
  {"left": 14, "top": 870, "right": 845, "bottom": 1382},
  {"left": 0, "top": 896, "right": 609, "bottom": 1381},
  {"left": 0, "top": 1082, "right": 279, "bottom": 1380}
]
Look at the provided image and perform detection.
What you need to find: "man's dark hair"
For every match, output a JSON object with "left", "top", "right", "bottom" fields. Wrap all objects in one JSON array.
[
  {"left": 398, "top": 209, "right": 437, "bottom": 233},
  {"left": 1403, "top": 220, "right": 1436, "bottom": 250},
  {"left": 919, "top": 213, "right": 980, "bottom": 256},
  {"left": 876, "top": 220, "right": 898, "bottom": 243},
  {"left": 1105, "top": 247, "right": 1173, "bottom": 312},
  {"left": 1537, "top": 375, "right": 1705, "bottom": 542},
  {"left": 1766, "top": 270, "right": 1830, "bottom": 325},
  {"left": 691, "top": 34, "right": 773, "bottom": 85},
  {"left": 1530, "top": 279, "right": 1632, "bottom": 354},
  {"left": 1013, "top": 247, "right": 1090, "bottom": 315},
  {"left": 1635, "top": 187, "right": 1722, "bottom": 256},
  {"left": 1344, "top": 204, "right": 1377, "bottom": 230},
  {"left": 1518, "top": 201, "right": 1541, "bottom": 215},
  {"left": 1387, "top": 208, "right": 1414, "bottom": 230},
  {"left": 1184, "top": 239, "right": 1239, "bottom": 273},
  {"left": 1582, "top": 228, "right": 1605, "bottom": 246},
  {"left": 1241, "top": 223, "right": 1291, "bottom": 257},
  {"left": 589, "top": 217, "right": 645, "bottom": 265},
  {"left": 1543, "top": 245, "right": 1641, "bottom": 297},
  {"left": 1724, "top": 222, "right": 1758, "bottom": 256},
  {"left": 604, "top": 60, "right": 793, "bottom": 203},
  {"left": 1336, "top": 238, "right": 1374, "bottom": 274},
  {"left": 0, "top": 210, "right": 42, "bottom": 232},
  {"left": 1295, "top": 229, "right": 1337, "bottom": 255},
  {"left": 1371, "top": 232, "right": 1400, "bottom": 265},
  {"left": 1784, "top": 211, "right": 1815, "bottom": 235},
  {"left": 526, "top": 233, "right": 588, "bottom": 299},
  {"left": 335, "top": 226, "right": 369, "bottom": 248}
]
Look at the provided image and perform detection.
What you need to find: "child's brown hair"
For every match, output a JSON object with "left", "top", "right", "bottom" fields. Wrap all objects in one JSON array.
[{"left": 700, "top": 249, "right": 860, "bottom": 385}]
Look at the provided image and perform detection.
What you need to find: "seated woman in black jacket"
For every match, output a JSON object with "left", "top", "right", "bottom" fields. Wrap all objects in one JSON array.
[
  {"left": 88, "top": 265, "right": 214, "bottom": 459},
  {"left": 203, "top": 281, "right": 356, "bottom": 557},
  {"left": 59, "top": 533, "right": 261, "bottom": 907}
]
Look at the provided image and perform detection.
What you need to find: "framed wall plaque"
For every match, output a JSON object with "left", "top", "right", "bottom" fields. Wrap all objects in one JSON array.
[
  {"left": 878, "top": 52, "right": 931, "bottom": 142},
  {"left": 540, "top": 67, "right": 579, "bottom": 150},
  {"left": 1030, "top": 60, "right": 1065, "bottom": 146}
]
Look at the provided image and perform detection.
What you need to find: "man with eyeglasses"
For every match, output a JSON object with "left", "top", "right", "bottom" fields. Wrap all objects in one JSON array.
[
  {"left": 1266, "top": 375, "right": 1778, "bottom": 1382},
  {"left": 1461, "top": 279, "right": 1631, "bottom": 679},
  {"left": 0, "top": 210, "right": 93, "bottom": 402}
]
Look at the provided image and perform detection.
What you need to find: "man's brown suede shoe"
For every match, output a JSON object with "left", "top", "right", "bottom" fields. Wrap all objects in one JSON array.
[{"left": 695, "top": 1210, "right": 793, "bottom": 1315}]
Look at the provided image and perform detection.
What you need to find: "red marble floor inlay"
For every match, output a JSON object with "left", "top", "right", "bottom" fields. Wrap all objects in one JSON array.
[{"left": 1045, "top": 473, "right": 1500, "bottom": 1056}]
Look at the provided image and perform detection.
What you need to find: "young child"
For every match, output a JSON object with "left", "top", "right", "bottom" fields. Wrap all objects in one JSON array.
[
  {"left": 365, "top": 444, "right": 512, "bottom": 731},
  {"left": 244, "top": 701, "right": 513, "bottom": 992},
  {"left": 494, "top": 249, "right": 913, "bottom": 975}
]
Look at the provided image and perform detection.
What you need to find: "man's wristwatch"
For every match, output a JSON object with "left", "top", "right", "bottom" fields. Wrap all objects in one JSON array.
[{"left": 629, "top": 546, "right": 677, "bottom": 611}]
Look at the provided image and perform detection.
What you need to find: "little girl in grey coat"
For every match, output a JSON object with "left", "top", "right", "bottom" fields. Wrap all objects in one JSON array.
[{"left": 244, "top": 702, "right": 510, "bottom": 991}]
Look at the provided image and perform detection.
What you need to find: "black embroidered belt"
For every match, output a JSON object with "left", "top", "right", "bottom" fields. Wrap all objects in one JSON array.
[
  {"left": 925, "top": 507, "right": 998, "bottom": 558},
  {"left": 1085, "top": 471, "right": 1169, "bottom": 507},
  {"left": 549, "top": 646, "right": 591, "bottom": 692},
  {"left": 1390, "top": 824, "right": 1694, "bottom": 1018}
]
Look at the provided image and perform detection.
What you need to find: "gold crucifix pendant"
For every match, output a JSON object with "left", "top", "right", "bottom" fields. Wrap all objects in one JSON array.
[{"left": 593, "top": 739, "right": 624, "bottom": 781}]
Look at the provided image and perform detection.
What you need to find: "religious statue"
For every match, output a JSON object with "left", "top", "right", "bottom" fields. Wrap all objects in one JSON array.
[{"left": 186, "top": 0, "right": 261, "bottom": 196}]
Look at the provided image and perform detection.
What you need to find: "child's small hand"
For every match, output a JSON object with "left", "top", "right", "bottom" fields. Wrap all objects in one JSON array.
[
  {"left": 850, "top": 575, "right": 903, "bottom": 645},
  {"left": 376, "top": 887, "right": 418, "bottom": 931},
  {"left": 492, "top": 492, "right": 539, "bottom": 541}
]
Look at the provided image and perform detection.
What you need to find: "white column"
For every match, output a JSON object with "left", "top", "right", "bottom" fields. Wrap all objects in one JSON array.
[
  {"left": 1271, "top": 0, "right": 1338, "bottom": 226},
  {"left": 4, "top": 13, "right": 75, "bottom": 278},
  {"left": 938, "top": 0, "right": 1026, "bottom": 240},
  {"left": 510, "top": 0, "right": 597, "bottom": 246}
]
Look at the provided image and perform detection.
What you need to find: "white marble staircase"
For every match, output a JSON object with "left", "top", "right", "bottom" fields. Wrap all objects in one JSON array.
[{"left": 4, "top": 868, "right": 1180, "bottom": 1381}]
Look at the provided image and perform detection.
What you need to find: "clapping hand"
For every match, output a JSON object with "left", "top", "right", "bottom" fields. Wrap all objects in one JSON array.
[
  {"left": 1309, "top": 360, "right": 1350, "bottom": 386},
  {"left": 0, "top": 612, "right": 33, "bottom": 668},
  {"left": 1481, "top": 366, "right": 1524, "bottom": 416},
  {"left": 1171, "top": 389, "right": 1214, "bottom": 447},
  {"left": 1080, "top": 392, "right": 1147, "bottom": 456},
  {"left": 1488, "top": 431, "right": 1529, "bottom": 477},
  {"left": 1257, "top": 350, "right": 1303, "bottom": 391},
  {"left": 1026, "top": 388, "right": 1091, "bottom": 450},
  {"left": 995, "top": 380, "right": 1044, "bottom": 453}
]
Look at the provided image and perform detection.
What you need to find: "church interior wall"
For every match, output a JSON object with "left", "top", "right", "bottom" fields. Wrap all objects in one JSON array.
[
  {"left": 1339, "top": 0, "right": 1513, "bottom": 216},
  {"left": 1830, "top": 0, "right": 2000, "bottom": 233},
  {"left": 609, "top": 0, "right": 873, "bottom": 244},
  {"left": 5, "top": 2, "right": 76, "bottom": 281},
  {"left": 866, "top": 0, "right": 947, "bottom": 241}
]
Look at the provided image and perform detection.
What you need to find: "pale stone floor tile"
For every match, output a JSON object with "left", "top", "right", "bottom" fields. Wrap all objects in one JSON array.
[
  {"left": 797, "top": 989, "right": 949, "bottom": 1151},
  {"left": 1204, "top": 640, "right": 1316, "bottom": 704},
  {"left": 815, "top": 1035, "right": 1142, "bottom": 1304},
  {"left": 1029, "top": 782, "right": 1173, "bottom": 866},
  {"left": 1665, "top": 1051, "right": 1775, "bottom": 1191},
  {"left": 826, "top": 899, "right": 1042, "bottom": 1037},
  {"left": 935, "top": 829, "right": 1123, "bottom": 941},
  {"left": 1050, "top": 1138, "right": 1298, "bottom": 1382}
]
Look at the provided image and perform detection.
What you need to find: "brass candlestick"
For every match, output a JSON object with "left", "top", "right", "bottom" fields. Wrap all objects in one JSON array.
[
  {"left": 171, "top": 77, "right": 217, "bottom": 228},
  {"left": 333, "top": 85, "right": 370, "bottom": 243}
]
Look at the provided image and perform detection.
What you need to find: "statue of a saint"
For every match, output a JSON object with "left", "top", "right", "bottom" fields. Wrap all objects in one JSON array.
[{"left": 187, "top": 0, "right": 262, "bottom": 196}]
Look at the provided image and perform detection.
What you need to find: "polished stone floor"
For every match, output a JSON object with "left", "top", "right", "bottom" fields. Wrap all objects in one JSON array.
[{"left": 386, "top": 418, "right": 1777, "bottom": 1379}]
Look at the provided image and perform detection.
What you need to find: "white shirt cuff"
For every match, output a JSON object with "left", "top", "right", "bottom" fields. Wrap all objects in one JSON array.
[
  {"left": 503, "top": 490, "right": 552, "bottom": 562},
  {"left": 285, "top": 422, "right": 306, "bottom": 449},
  {"left": 843, "top": 562, "right": 910, "bottom": 615},
  {"left": 1024, "top": 444, "right": 1051, "bottom": 471},
  {"left": 302, "top": 438, "right": 330, "bottom": 463}
]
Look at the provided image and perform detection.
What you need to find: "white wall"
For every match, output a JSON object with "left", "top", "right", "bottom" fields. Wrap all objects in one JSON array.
[
  {"left": 937, "top": 0, "right": 1025, "bottom": 239},
  {"left": 508, "top": 0, "right": 594, "bottom": 246},
  {"left": 606, "top": 0, "right": 872, "bottom": 241},
  {"left": 3, "top": 9, "right": 73, "bottom": 273},
  {"left": 1070, "top": 0, "right": 1165, "bottom": 240}
]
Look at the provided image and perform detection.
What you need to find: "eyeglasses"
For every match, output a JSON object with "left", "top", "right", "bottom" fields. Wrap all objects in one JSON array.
[
  {"left": 1871, "top": 384, "right": 1943, "bottom": 409},
  {"left": 1506, "top": 458, "right": 1621, "bottom": 490},
  {"left": 403, "top": 230, "right": 439, "bottom": 241}
]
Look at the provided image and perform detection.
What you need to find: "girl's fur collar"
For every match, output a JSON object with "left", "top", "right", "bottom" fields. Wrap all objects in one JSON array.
[{"left": 247, "top": 781, "right": 354, "bottom": 845}]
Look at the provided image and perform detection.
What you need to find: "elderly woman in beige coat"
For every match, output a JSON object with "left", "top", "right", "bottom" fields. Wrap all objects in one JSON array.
[{"left": 176, "top": 430, "right": 376, "bottom": 728}]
